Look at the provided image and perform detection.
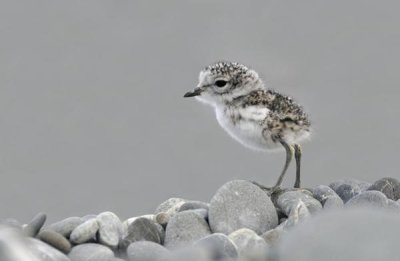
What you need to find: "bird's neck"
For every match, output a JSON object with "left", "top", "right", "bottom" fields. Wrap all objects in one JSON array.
[{"left": 219, "top": 85, "right": 265, "bottom": 107}]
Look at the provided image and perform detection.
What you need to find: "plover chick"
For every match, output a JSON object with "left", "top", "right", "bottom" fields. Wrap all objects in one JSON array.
[{"left": 184, "top": 61, "right": 311, "bottom": 192}]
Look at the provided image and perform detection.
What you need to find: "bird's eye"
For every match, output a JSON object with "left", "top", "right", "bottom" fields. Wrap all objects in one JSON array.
[{"left": 215, "top": 80, "right": 227, "bottom": 87}]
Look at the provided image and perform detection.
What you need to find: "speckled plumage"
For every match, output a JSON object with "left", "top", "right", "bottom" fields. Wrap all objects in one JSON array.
[
  {"left": 236, "top": 89, "right": 311, "bottom": 143},
  {"left": 184, "top": 61, "right": 312, "bottom": 189}
]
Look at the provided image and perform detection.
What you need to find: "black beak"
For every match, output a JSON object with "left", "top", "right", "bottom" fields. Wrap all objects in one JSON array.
[{"left": 183, "top": 88, "right": 202, "bottom": 98}]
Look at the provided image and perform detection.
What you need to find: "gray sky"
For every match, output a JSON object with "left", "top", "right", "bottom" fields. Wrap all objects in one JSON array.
[{"left": 1, "top": 0, "right": 399, "bottom": 222}]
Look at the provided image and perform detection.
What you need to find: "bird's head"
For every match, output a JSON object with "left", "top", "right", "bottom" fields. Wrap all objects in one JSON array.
[{"left": 184, "top": 61, "right": 264, "bottom": 106}]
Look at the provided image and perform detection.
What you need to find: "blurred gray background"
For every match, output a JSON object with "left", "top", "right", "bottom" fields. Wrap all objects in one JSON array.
[{"left": 0, "top": 0, "right": 399, "bottom": 223}]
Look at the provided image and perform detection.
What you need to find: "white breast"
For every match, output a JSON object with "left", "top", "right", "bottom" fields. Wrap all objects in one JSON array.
[{"left": 215, "top": 106, "right": 279, "bottom": 151}]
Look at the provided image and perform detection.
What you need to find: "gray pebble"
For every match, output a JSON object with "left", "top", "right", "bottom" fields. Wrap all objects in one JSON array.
[
  {"left": 323, "top": 196, "right": 344, "bottom": 209},
  {"left": 127, "top": 241, "right": 170, "bottom": 261},
  {"left": 194, "top": 233, "right": 238, "bottom": 261},
  {"left": 0, "top": 218, "right": 21, "bottom": 229},
  {"left": 96, "top": 211, "right": 122, "bottom": 248},
  {"left": 46, "top": 217, "right": 84, "bottom": 238},
  {"left": 312, "top": 185, "right": 337, "bottom": 200},
  {"left": 329, "top": 178, "right": 371, "bottom": 192},
  {"left": 387, "top": 199, "right": 400, "bottom": 212},
  {"left": 165, "top": 246, "right": 212, "bottom": 261},
  {"left": 208, "top": 180, "right": 278, "bottom": 235},
  {"left": 178, "top": 201, "right": 209, "bottom": 212},
  {"left": 81, "top": 215, "right": 97, "bottom": 222},
  {"left": 284, "top": 201, "right": 311, "bottom": 229},
  {"left": 155, "top": 222, "right": 165, "bottom": 244},
  {"left": 335, "top": 184, "right": 361, "bottom": 203},
  {"left": 229, "top": 228, "right": 269, "bottom": 261},
  {"left": 261, "top": 227, "right": 285, "bottom": 247},
  {"left": 276, "top": 190, "right": 322, "bottom": 216},
  {"left": 346, "top": 190, "right": 388, "bottom": 208},
  {"left": 68, "top": 243, "right": 114, "bottom": 261},
  {"left": 155, "top": 198, "right": 186, "bottom": 216},
  {"left": 312, "top": 185, "right": 344, "bottom": 208},
  {"left": 38, "top": 230, "right": 71, "bottom": 254},
  {"left": 120, "top": 217, "right": 162, "bottom": 250},
  {"left": 164, "top": 211, "right": 211, "bottom": 250},
  {"left": 367, "top": 177, "right": 400, "bottom": 201},
  {"left": 70, "top": 219, "right": 99, "bottom": 244},
  {"left": 26, "top": 238, "right": 70, "bottom": 261},
  {"left": 122, "top": 215, "right": 155, "bottom": 238},
  {"left": 329, "top": 179, "right": 372, "bottom": 203},
  {"left": 94, "top": 258, "right": 125, "bottom": 261},
  {"left": 23, "top": 212, "right": 47, "bottom": 237},
  {"left": 181, "top": 208, "right": 208, "bottom": 220},
  {"left": 277, "top": 207, "right": 400, "bottom": 261}
]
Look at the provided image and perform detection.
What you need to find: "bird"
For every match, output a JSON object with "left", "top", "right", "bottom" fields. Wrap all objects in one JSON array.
[{"left": 183, "top": 61, "right": 311, "bottom": 192}]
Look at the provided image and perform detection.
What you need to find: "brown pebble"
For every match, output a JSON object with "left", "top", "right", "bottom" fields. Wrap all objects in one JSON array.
[
  {"left": 39, "top": 229, "right": 72, "bottom": 254},
  {"left": 155, "top": 212, "right": 170, "bottom": 226}
]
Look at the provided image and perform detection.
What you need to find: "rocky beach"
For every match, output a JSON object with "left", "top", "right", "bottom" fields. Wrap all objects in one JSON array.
[{"left": 1, "top": 177, "right": 400, "bottom": 261}]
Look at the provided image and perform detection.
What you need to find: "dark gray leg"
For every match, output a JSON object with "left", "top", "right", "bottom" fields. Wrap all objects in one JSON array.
[
  {"left": 252, "top": 140, "right": 294, "bottom": 195},
  {"left": 273, "top": 140, "right": 294, "bottom": 188},
  {"left": 294, "top": 144, "right": 302, "bottom": 188}
]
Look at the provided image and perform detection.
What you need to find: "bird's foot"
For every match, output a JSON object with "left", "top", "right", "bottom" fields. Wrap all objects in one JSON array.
[{"left": 251, "top": 181, "right": 282, "bottom": 196}]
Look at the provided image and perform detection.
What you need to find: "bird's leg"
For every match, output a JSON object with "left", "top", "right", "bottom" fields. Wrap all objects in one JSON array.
[
  {"left": 272, "top": 140, "right": 294, "bottom": 189},
  {"left": 293, "top": 144, "right": 302, "bottom": 188},
  {"left": 253, "top": 139, "right": 294, "bottom": 195}
]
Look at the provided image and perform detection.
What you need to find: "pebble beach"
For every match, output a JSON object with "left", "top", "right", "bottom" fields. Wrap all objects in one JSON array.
[{"left": 1, "top": 177, "right": 400, "bottom": 261}]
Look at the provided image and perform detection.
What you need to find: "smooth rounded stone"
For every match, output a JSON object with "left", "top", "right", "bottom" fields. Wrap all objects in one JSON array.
[
  {"left": 122, "top": 215, "right": 155, "bottom": 238},
  {"left": 346, "top": 190, "right": 388, "bottom": 208},
  {"left": 46, "top": 217, "right": 84, "bottom": 238},
  {"left": 0, "top": 226, "right": 42, "bottom": 261},
  {"left": 90, "top": 258, "right": 124, "bottom": 261},
  {"left": 127, "top": 241, "right": 170, "bottom": 261},
  {"left": 387, "top": 199, "right": 400, "bottom": 212},
  {"left": 120, "top": 217, "right": 161, "bottom": 250},
  {"left": 166, "top": 246, "right": 212, "bottom": 261},
  {"left": 261, "top": 226, "right": 285, "bottom": 247},
  {"left": 367, "top": 177, "right": 400, "bottom": 201},
  {"left": 276, "top": 190, "right": 322, "bottom": 216},
  {"left": 334, "top": 184, "right": 361, "bottom": 203},
  {"left": 164, "top": 211, "right": 211, "bottom": 250},
  {"left": 277, "top": 207, "right": 400, "bottom": 261},
  {"left": 323, "top": 196, "right": 344, "bottom": 209},
  {"left": 194, "top": 233, "right": 238, "bottom": 261},
  {"left": 155, "top": 198, "right": 186, "bottom": 216},
  {"left": 38, "top": 230, "right": 71, "bottom": 254},
  {"left": 96, "top": 211, "right": 123, "bottom": 248},
  {"left": 329, "top": 178, "right": 371, "bottom": 192},
  {"left": 155, "top": 212, "right": 170, "bottom": 226},
  {"left": 229, "top": 228, "right": 269, "bottom": 261},
  {"left": 81, "top": 215, "right": 97, "bottom": 222},
  {"left": 283, "top": 201, "right": 310, "bottom": 229},
  {"left": 155, "top": 222, "right": 165, "bottom": 244},
  {"left": 26, "top": 238, "right": 70, "bottom": 261},
  {"left": 0, "top": 218, "right": 21, "bottom": 228},
  {"left": 329, "top": 179, "right": 371, "bottom": 203},
  {"left": 209, "top": 180, "right": 278, "bottom": 235},
  {"left": 68, "top": 243, "right": 114, "bottom": 261},
  {"left": 23, "top": 212, "right": 47, "bottom": 237},
  {"left": 312, "top": 185, "right": 344, "bottom": 208},
  {"left": 85, "top": 257, "right": 124, "bottom": 261},
  {"left": 92, "top": 258, "right": 125, "bottom": 261},
  {"left": 178, "top": 201, "right": 209, "bottom": 212},
  {"left": 181, "top": 208, "right": 208, "bottom": 220},
  {"left": 70, "top": 219, "right": 99, "bottom": 244}
]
